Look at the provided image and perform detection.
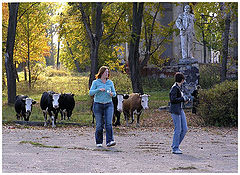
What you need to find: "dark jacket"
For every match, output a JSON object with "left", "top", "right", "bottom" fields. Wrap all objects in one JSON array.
[{"left": 169, "top": 83, "right": 185, "bottom": 115}]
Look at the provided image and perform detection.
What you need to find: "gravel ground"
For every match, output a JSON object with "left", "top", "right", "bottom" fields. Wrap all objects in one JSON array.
[{"left": 2, "top": 124, "right": 238, "bottom": 173}]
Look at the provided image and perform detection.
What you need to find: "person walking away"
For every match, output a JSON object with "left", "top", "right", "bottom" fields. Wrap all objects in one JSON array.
[
  {"left": 169, "top": 72, "right": 189, "bottom": 154},
  {"left": 89, "top": 66, "right": 117, "bottom": 147}
]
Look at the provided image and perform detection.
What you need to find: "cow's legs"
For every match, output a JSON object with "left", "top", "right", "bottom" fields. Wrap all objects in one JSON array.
[
  {"left": 113, "top": 111, "right": 121, "bottom": 126},
  {"left": 130, "top": 110, "right": 134, "bottom": 124},
  {"left": 16, "top": 114, "right": 20, "bottom": 120},
  {"left": 60, "top": 110, "right": 64, "bottom": 120},
  {"left": 43, "top": 110, "right": 48, "bottom": 126},
  {"left": 51, "top": 116, "right": 56, "bottom": 128},
  {"left": 124, "top": 111, "right": 129, "bottom": 127},
  {"left": 136, "top": 110, "right": 142, "bottom": 127}
]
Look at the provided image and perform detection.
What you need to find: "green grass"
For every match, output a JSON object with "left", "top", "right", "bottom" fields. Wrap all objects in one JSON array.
[
  {"left": 19, "top": 141, "right": 62, "bottom": 148},
  {"left": 2, "top": 67, "right": 170, "bottom": 125}
]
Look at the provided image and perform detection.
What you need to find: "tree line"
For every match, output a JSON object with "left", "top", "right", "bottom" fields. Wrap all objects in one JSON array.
[{"left": 3, "top": 2, "right": 238, "bottom": 104}]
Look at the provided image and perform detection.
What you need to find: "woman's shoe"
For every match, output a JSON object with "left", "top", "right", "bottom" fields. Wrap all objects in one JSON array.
[
  {"left": 172, "top": 149, "right": 182, "bottom": 154},
  {"left": 106, "top": 141, "right": 116, "bottom": 147}
]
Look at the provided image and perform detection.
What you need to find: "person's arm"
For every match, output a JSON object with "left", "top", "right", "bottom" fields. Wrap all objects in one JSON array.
[
  {"left": 170, "top": 86, "right": 184, "bottom": 104},
  {"left": 89, "top": 81, "right": 100, "bottom": 96},
  {"left": 110, "top": 81, "right": 116, "bottom": 97}
]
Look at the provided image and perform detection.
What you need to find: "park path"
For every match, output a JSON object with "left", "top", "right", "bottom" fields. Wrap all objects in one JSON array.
[{"left": 2, "top": 125, "right": 238, "bottom": 173}]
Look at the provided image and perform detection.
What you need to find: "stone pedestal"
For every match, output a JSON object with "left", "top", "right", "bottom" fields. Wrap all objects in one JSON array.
[{"left": 178, "top": 58, "right": 200, "bottom": 107}]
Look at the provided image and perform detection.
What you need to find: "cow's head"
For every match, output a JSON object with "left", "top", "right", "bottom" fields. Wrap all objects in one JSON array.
[
  {"left": 52, "top": 93, "right": 60, "bottom": 109},
  {"left": 117, "top": 94, "right": 124, "bottom": 112},
  {"left": 25, "top": 98, "right": 36, "bottom": 112},
  {"left": 140, "top": 94, "right": 150, "bottom": 110},
  {"left": 117, "top": 94, "right": 129, "bottom": 112},
  {"left": 25, "top": 98, "right": 36, "bottom": 117}
]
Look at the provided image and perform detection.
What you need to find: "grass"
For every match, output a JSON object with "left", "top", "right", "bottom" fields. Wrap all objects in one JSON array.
[
  {"left": 2, "top": 67, "right": 170, "bottom": 126},
  {"left": 172, "top": 166, "right": 197, "bottom": 170},
  {"left": 19, "top": 141, "right": 62, "bottom": 148}
]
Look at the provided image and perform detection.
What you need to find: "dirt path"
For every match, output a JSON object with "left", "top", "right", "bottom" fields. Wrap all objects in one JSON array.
[{"left": 2, "top": 125, "right": 238, "bottom": 173}]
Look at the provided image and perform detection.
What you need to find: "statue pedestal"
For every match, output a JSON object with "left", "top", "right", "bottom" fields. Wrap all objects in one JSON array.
[{"left": 178, "top": 58, "right": 200, "bottom": 107}]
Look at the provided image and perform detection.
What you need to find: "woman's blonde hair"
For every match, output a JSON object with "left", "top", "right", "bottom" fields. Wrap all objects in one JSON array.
[{"left": 95, "top": 66, "right": 110, "bottom": 79}]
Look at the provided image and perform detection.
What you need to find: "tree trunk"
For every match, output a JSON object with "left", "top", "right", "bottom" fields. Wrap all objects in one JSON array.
[
  {"left": 202, "top": 31, "right": 207, "bottom": 63},
  {"left": 5, "top": 3, "right": 19, "bottom": 105},
  {"left": 56, "top": 41, "right": 60, "bottom": 70},
  {"left": 23, "top": 61, "right": 27, "bottom": 81},
  {"left": 79, "top": 2, "right": 103, "bottom": 89},
  {"left": 221, "top": 4, "right": 231, "bottom": 82},
  {"left": 27, "top": 10, "right": 31, "bottom": 89},
  {"left": 66, "top": 41, "right": 81, "bottom": 72},
  {"left": 128, "top": 2, "right": 144, "bottom": 94}
]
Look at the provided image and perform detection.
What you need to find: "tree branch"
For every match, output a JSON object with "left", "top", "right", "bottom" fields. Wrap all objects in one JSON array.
[
  {"left": 78, "top": 2, "right": 94, "bottom": 46},
  {"left": 17, "top": 2, "right": 39, "bottom": 22},
  {"left": 102, "top": 10, "right": 125, "bottom": 43}
]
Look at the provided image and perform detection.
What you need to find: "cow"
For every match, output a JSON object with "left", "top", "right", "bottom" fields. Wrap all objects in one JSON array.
[
  {"left": 91, "top": 94, "right": 129, "bottom": 126},
  {"left": 122, "top": 93, "right": 150, "bottom": 127},
  {"left": 59, "top": 93, "right": 75, "bottom": 120},
  {"left": 15, "top": 95, "right": 36, "bottom": 121},
  {"left": 40, "top": 91, "right": 60, "bottom": 127}
]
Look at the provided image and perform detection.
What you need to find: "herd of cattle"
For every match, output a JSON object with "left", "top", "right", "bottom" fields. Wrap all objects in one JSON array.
[{"left": 14, "top": 91, "right": 150, "bottom": 127}]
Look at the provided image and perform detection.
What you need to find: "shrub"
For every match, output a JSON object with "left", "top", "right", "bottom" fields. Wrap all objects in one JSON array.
[
  {"left": 110, "top": 71, "right": 132, "bottom": 93},
  {"left": 199, "top": 63, "right": 221, "bottom": 89},
  {"left": 44, "top": 66, "right": 70, "bottom": 77},
  {"left": 197, "top": 80, "right": 238, "bottom": 127},
  {"left": 142, "top": 77, "right": 175, "bottom": 92}
]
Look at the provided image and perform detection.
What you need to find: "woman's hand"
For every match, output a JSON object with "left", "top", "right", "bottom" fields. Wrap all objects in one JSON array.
[{"left": 99, "top": 88, "right": 105, "bottom": 92}]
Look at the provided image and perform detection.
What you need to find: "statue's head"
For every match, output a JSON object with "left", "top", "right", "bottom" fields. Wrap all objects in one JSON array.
[{"left": 184, "top": 5, "right": 191, "bottom": 13}]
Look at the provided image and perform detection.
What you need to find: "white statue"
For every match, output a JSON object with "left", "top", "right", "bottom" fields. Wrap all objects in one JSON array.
[{"left": 176, "top": 5, "right": 196, "bottom": 60}]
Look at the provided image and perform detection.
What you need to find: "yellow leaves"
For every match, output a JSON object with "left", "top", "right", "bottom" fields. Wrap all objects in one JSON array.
[{"left": 105, "top": 59, "right": 125, "bottom": 73}]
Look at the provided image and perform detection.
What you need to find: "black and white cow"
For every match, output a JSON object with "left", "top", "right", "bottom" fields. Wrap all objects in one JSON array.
[
  {"left": 40, "top": 91, "right": 60, "bottom": 127},
  {"left": 15, "top": 95, "right": 36, "bottom": 121},
  {"left": 59, "top": 93, "right": 75, "bottom": 120},
  {"left": 91, "top": 94, "right": 129, "bottom": 126}
]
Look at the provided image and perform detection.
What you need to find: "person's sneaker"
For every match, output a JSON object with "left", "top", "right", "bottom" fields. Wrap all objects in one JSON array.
[
  {"left": 172, "top": 149, "right": 182, "bottom": 154},
  {"left": 96, "top": 144, "right": 103, "bottom": 147},
  {"left": 106, "top": 141, "right": 116, "bottom": 147}
]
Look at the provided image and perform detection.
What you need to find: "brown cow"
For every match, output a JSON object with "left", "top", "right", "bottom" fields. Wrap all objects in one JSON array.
[{"left": 122, "top": 93, "right": 150, "bottom": 127}]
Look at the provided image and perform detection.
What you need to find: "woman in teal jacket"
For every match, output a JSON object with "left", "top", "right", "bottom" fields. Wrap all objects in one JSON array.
[{"left": 89, "top": 66, "right": 116, "bottom": 147}]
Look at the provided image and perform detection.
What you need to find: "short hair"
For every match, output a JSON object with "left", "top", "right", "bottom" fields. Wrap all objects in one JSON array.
[
  {"left": 174, "top": 72, "right": 185, "bottom": 83},
  {"left": 95, "top": 66, "right": 110, "bottom": 79}
]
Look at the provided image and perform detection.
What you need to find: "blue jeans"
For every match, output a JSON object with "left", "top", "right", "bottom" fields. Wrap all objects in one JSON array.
[
  {"left": 93, "top": 102, "right": 114, "bottom": 144},
  {"left": 171, "top": 109, "right": 188, "bottom": 151}
]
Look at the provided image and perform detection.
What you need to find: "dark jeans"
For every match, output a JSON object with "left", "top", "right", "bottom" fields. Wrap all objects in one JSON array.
[{"left": 93, "top": 102, "right": 114, "bottom": 144}]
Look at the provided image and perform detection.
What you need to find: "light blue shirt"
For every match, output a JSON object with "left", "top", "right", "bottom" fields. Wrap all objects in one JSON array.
[{"left": 89, "top": 79, "right": 116, "bottom": 103}]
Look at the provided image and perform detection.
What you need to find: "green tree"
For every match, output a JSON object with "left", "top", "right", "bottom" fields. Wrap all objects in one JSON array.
[{"left": 15, "top": 2, "right": 51, "bottom": 88}]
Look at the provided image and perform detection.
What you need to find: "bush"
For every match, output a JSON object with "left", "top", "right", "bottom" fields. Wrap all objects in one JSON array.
[
  {"left": 199, "top": 63, "right": 221, "bottom": 89},
  {"left": 110, "top": 71, "right": 132, "bottom": 93},
  {"left": 44, "top": 66, "right": 70, "bottom": 77},
  {"left": 197, "top": 80, "right": 238, "bottom": 127},
  {"left": 142, "top": 77, "right": 175, "bottom": 92}
]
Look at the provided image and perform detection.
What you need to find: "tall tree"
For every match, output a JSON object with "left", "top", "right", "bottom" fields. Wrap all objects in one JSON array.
[
  {"left": 128, "top": 2, "right": 144, "bottom": 93},
  {"left": 15, "top": 2, "right": 51, "bottom": 88},
  {"left": 220, "top": 2, "right": 231, "bottom": 82},
  {"left": 5, "top": 3, "right": 19, "bottom": 104},
  {"left": 78, "top": 2, "right": 104, "bottom": 89}
]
